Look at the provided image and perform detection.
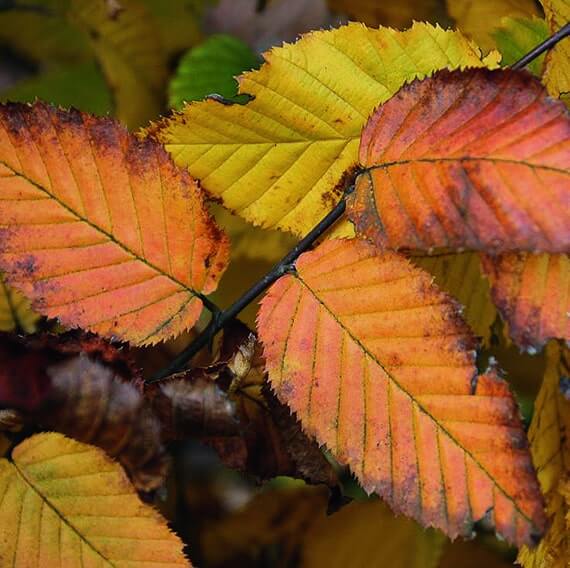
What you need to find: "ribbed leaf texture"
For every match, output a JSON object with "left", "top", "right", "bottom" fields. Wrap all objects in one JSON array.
[
  {"left": 0, "top": 102, "right": 229, "bottom": 345},
  {"left": 348, "top": 69, "right": 570, "bottom": 253},
  {"left": 0, "top": 433, "right": 189, "bottom": 566},
  {"left": 0, "top": 274, "right": 38, "bottom": 332},
  {"left": 481, "top": 253, "right": 569, "bottom": 351},
  {"left": 257, "top": 238, "right": 546, "bottom": 545},
  {"left": 147, "top": 23, "right": 498, "bottom": 237}
]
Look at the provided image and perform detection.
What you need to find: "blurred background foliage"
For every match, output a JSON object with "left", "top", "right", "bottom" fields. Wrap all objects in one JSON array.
[{"left": 0, "top": 1, "right": 549, "bottom": 566}]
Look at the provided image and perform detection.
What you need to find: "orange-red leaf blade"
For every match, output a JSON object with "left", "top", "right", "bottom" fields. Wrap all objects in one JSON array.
[
  {"left": 481, "top": 253, "right": 569, "bottom": 351},
  {"left": 257, "top": 238, "right": 546, "bottom": 545},
  {"left": 348, "top": 69, "right": 570, "bottom": 254},
  {"left": 0, "top": 102, "right": 229, "bottom": 345}
]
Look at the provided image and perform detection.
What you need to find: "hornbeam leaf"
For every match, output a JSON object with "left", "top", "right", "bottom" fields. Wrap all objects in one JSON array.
[
  {"left": 481, "top": 253, "right": 569, "bottom": 351},
  {"left": 348, "top": 69, "right": 570, "bottom": 254},
  {"left": 257, "top": 238, "right": 546, "bottom": 545},
  {"left": 0, "top": 433, "right": 190, "bottom": 566},
  {"left": 0, "top": 102, "right": 229, "bottom": 346},
  {"left": 147, "top": 23, "right": 499, "bottom": 237}
]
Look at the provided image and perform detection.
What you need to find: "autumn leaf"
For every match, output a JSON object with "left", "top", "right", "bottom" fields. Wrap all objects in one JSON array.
[
  {"left": 492, "top": 16, "right": 549, "bottom": 76},
  {"left": 518, "top": 343, "right": 570, "bottom": 566},
  {"left": 0, "top": 432, "right": 189, "bottom": 566},
  {"left": 541, "top": 0, "right": 570, "bottom": 98},
  {"left": 302, "top": 498, "right": 446, "bottom": 568},
  {"left": 257, "top": 238, "right": 545, "bottom": 545},
  {"left": 447, "top": 0, "right": 540, "bottom": 52},
  {"left": 348, "top": 69, "right": 570, "bottom": 254},
  {"left": 328, "top": 0, "right": 442, "bottom": 28},
  {"left": 481, "top": 253, "right": 569, "bottom": 351},
  {"left": 147, "top": 23, "right": 499, "bottom": 238},
  {"left": 69, "top": 0, "right": 167, "bottom": 129},
  {"left": 412, "top": 253, "right": 497, "bottom": 344},
  {"left": 0, "top": 274, "right": 38, "bottom": 333},
  {"left": 169, "top": 35, "right": 261, "bottom": 109},
  {"left": 0, "top": 102, "right": 229, "bottom": 345}
]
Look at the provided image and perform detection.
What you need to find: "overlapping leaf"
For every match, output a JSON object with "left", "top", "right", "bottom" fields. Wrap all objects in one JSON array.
[
  {"left": 518, "top": 344, "right": 570, "bottom": 566},
  {"left": 481, "top": 253, "right": 569, "bottom": 351},
  {"left": 302, "top": 499, "right": 445, "bottom": 568},
  {"left": 147, "top": 23, "right": 499, "bottom": 237},
  {"left": 258, "top": 238, "right": 545, "bottom": 544},
  {"left": 541, "top": 0, "right": 570, "bottom": 98},
  {"left": 0, "top": 274, "right": 38, "bottom": 333},
  {"left": 0, "top": 432, "right": 189, "bottom": 566},
  {"left": 447, "top": 0, "right": 539, "bottom": 51},
  {"left": 413, "top": 253, "right": 496, "bottom": 344},
  {"left": 0, "top": 102, "right": 229, "bottom": 345},
  {"left": 348, "top": 69, "right": 570, "bottom": 254}
]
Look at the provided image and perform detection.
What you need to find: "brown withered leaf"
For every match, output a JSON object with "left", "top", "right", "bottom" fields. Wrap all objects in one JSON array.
[{"left": 146, "top": 372, "right": 239, "bottom": 441}]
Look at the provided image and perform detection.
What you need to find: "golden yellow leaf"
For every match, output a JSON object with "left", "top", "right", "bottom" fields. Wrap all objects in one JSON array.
[
  {"left": 328, "top": 0, "right": 442, "bottom": 28},
  {"left": 0, "top": 432, "right": 190, "bottom": 566},
  {"left": 69, "top": 0, "right": 167, "bottom": 129},
  {"left": 447, "top": 0, "right": 540, "bottom": 52},
  {"left": 147, "top": 23, "right": 499, "bottom": 238},
  {"left": 302, "top": 499, "right": 446, "bottom": 568},
  {"left": 0, "top": 274, "right": 38, "bottom": 333},
  {"left": 541, "top": 0, "right": 570, "bottom": 97},
  {"left": 412, "top": 253, "right": 496, "bottom": 345},
  {"left": 518, "top": 343, "right": 570, "bottom": 567}
]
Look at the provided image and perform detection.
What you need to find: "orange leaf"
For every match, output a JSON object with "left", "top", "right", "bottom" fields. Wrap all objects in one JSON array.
[
  {"left": 348, "top": 69, "right": 570, "bottom": 254},
  {"left": 481, "top": 253, "right": 569, "bottom": 351},
  {"left": 0, "top": 102, "right": 229, "bottom": 345},
  {"left": 257, "top": 238, "right": 546, "bottom": 545}
]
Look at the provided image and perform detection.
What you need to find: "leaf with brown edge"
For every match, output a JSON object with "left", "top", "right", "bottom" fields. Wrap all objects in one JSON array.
[
  {"left": 257, "top": 238, "right": 546, "bottom": 545},
  {"left": 481, "top": 253, "right": 569, "bottom": 352},
  {"left": 0, "top": 432, "right": 189, "bottom": 566},
  {"left": 347, "top": 69, "right": 570, "bottom": 254},
  {"left": 0, "top": 102, "right": 229, "bottom": 346}
]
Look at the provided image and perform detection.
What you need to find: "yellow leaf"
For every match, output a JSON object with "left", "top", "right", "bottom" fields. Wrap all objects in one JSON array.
[
  {"left": 541, "top": 0, "right": 570, "bottom": 97},
  {"left": 302, "top": 499, "right": 446, "bottom": 568},
  {"left": 518, "top": 343, "right": 570, "bottom": 567},
  {"left": 447, "top": 0, "right": 540, "bottom": 52},
  {"left": 147, "top": 22, "right": 499, "bottom": 238},
  {"left": 412, "top": 253, "right": 496, "bottom": 345},
  {"left": 0, "top": 432, "right": 190, "bottom": 566},
  {"left": 0, "top": 274, "right": 38, "bottom": 333},
  {"left": 69, "top": 0, "right": 168, "bottom": 129}
]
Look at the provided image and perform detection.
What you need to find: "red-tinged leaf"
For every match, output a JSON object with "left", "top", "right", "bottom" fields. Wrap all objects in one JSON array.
[
  {"left": 481, "top": 253, "right": 569, "bottom": 351},
  {"left": 0, "top": 102, "right": 229, "bottom": 345},
  {"left": 348, "top": 69, "right": 570, "bottom": 254},
  {"left": 257, "top": 238, "right": 546, "bottom": 545}
]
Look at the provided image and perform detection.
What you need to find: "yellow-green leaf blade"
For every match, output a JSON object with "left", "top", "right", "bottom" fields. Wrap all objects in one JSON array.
[
  {"left": 0, "top": 432, "right": 189, "bottom": 566},
  {"left": 148, "top": 22, "right": 499, "bottom": 237}
]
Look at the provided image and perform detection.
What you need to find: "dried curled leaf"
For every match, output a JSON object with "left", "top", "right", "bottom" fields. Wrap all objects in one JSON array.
[
  {"left": 348, "top": 69, "right": 570, "bottom": 254},
  {"left": 518, "top": 343, "right": 570, "bottom": 566},
  {"left": 258, "top": 238, "right": 545, "bottom": 545},
  {"left": 0, "top": 102, "right": 229, "bottom": 345},
  {"left": 481, "top": 253, "right": 569, "bottom": 351},
  {"left": 147, "top": 23, "right": 498, "bottom": 237},
  {"left": 0, "top": 433, "right": 189, "bottom": 566}
]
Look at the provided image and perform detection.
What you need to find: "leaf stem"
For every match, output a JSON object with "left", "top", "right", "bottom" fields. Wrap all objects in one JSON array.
[
  {"left": 148, "top": 186, "right": 354, "bottom": 383},
  {"left": 511, "top": 22, "right": 570, "bottom": 71}
]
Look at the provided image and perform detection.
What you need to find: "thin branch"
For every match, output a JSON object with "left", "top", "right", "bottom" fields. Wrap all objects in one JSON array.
[
  {"left": 511, "top": 22, "right": 570, "bottom": 70},
  {"left": 150, "top": 21, "right": 570, "bottom": 384},
  {"left": 148, "top": 185, "right": 354, "bottom": 383}
]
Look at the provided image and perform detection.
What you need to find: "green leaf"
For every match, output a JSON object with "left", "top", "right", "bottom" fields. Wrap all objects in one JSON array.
[
  {"left": 168, "top": 34, "right": 261, "bottom": 109},
  {"left": 493, "top": 16, "right": 549, "bottom": 75},
  {"left": 1, "top": 62, "right": 112, "bottom": 116}
]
